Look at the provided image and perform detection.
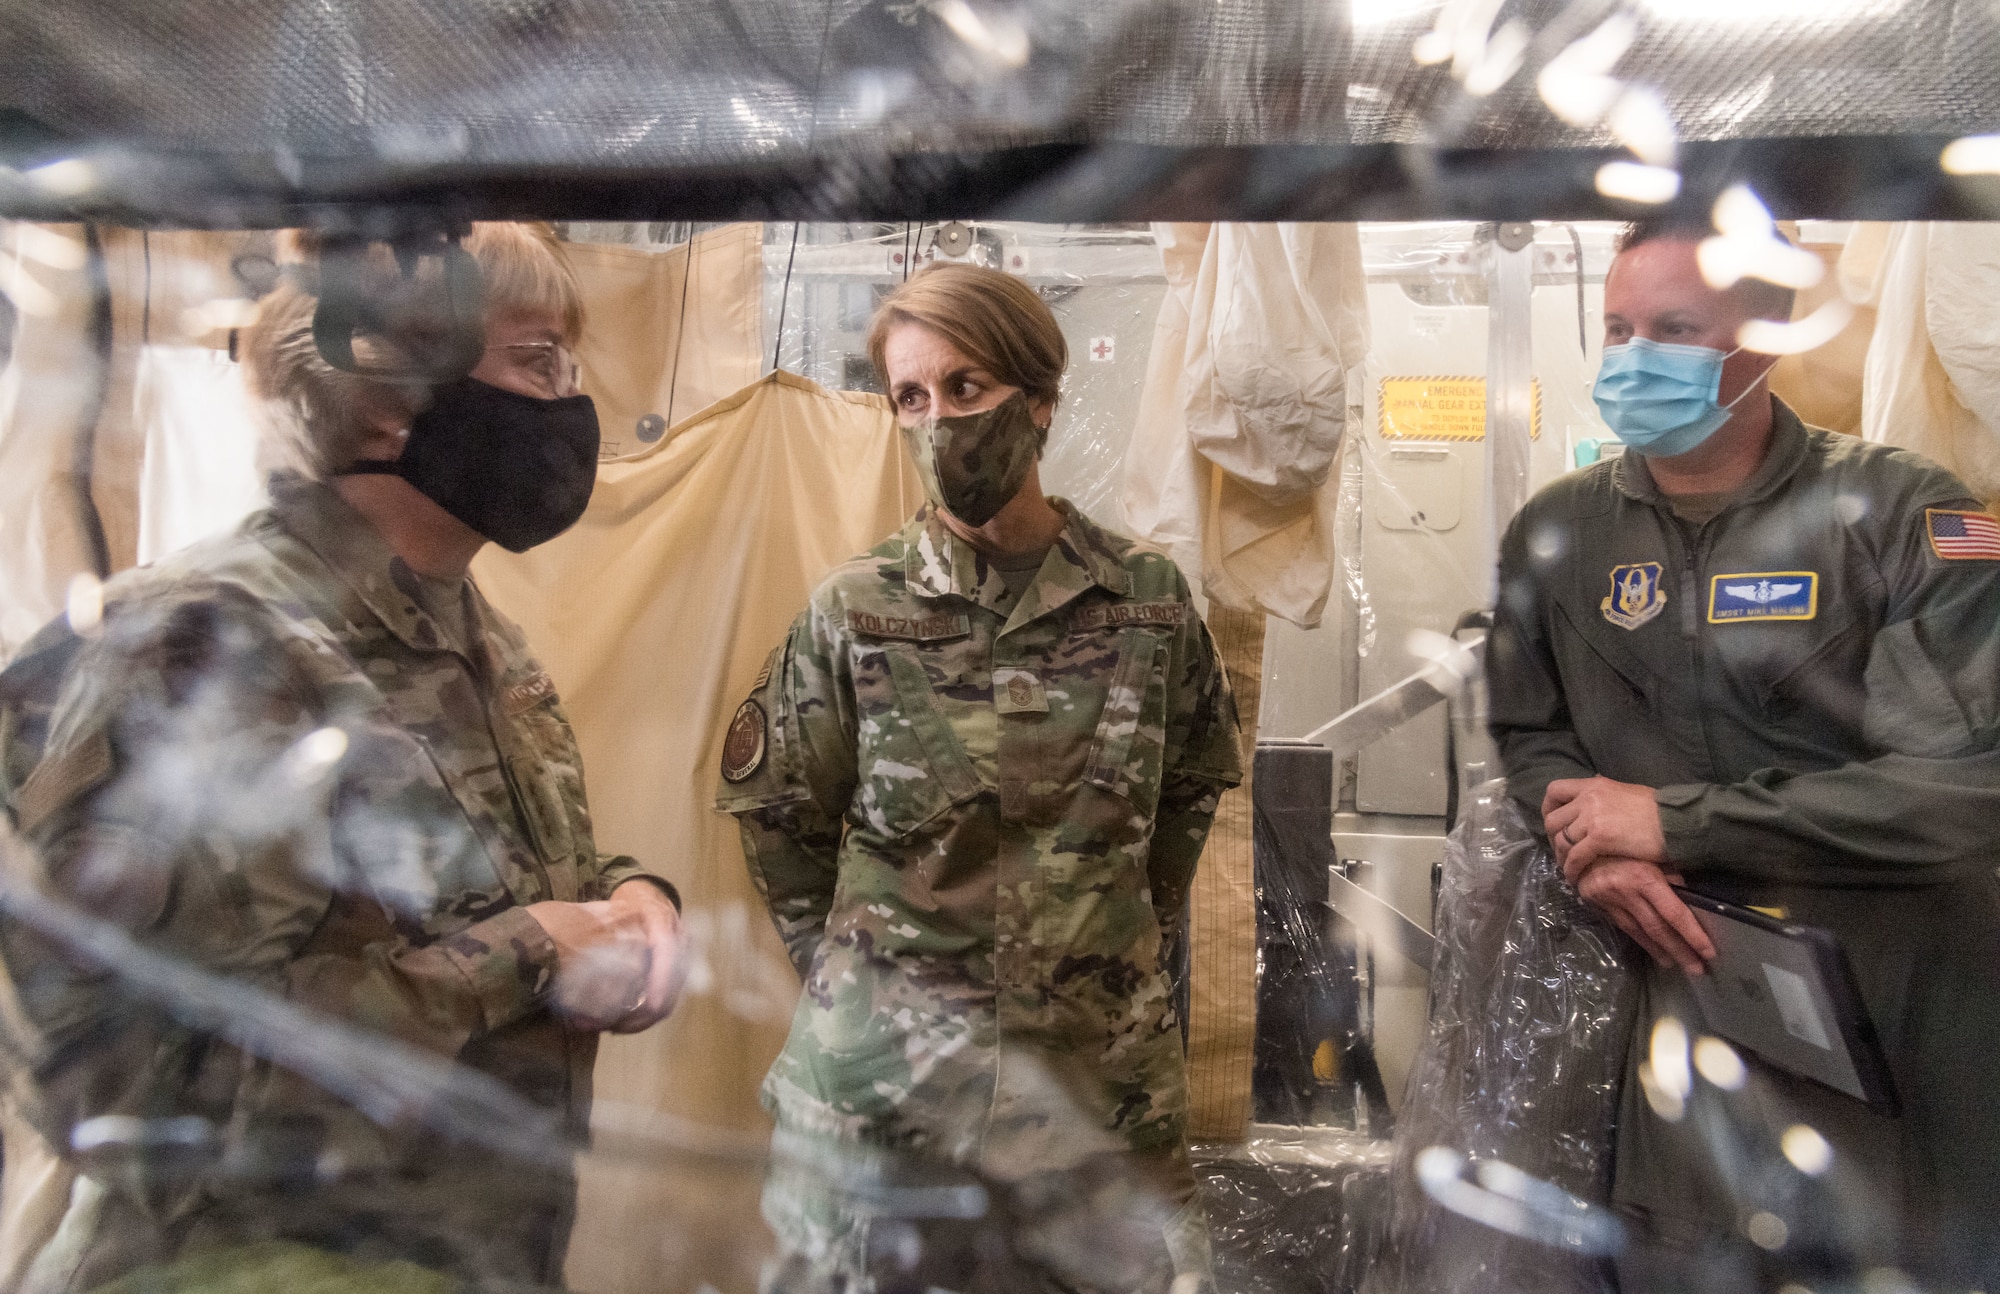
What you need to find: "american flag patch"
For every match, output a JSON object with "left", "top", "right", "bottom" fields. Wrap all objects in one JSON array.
[{"left": 1926, "top": 508, "right": 2000, "bottom": 561}]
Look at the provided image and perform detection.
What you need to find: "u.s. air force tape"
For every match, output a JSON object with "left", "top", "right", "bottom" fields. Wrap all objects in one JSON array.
[
  {"left": 720, "top": 699, "right": 767, "bottom": 783},
  {"left": 1072, "top": 602, "right": 1187, "bottom": 630}
]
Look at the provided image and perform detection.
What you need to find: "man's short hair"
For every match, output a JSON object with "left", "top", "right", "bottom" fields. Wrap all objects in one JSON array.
[{"left": 1613, "top": 218, "right": 1799, "bottom": 324}]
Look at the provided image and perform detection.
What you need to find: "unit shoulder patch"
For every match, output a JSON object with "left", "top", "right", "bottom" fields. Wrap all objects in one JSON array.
[
  {"left": 1600, "top": 562, "right": 1667, "bottom": 630},
  {"left": 1072, "top": 601, "right": 1188, "bottom": 631},
  {"left": 720, "top": 699, "right": 768, "bottom": 784},
  {"left": 1925, "top": 508, "right": 2000, "bottom": 561},
  {"left": 844, "top": 611, "right": 972, "bottom": 642},
  {"left": 1708, "top": 571, "right": 1818, "bottom": 623}
]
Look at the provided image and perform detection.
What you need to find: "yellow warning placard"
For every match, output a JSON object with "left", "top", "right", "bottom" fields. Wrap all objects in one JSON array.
[{"left": 1378, "top": 375, "right": 1541, "bottom": 441}]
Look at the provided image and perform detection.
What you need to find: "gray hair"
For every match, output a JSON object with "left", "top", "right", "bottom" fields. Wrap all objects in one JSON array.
[{"left": 241, "top": 223, "right": 585, "bottom": 479}]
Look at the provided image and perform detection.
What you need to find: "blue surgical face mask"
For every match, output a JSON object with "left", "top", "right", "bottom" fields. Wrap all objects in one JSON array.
[{"left": 1592, "top": 337, "right": 1763, "bottom": 458}]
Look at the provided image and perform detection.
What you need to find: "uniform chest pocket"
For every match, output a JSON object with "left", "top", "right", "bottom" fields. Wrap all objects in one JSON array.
[
  {"left": 1728, "top": 602, "right": 1866, "bottom": 728},
  {"left": 1552, "top": 600, "right": 1662, "bottom": 718},
  {"left": 1082, "top": 628, "right": 1171, "bottom": 813},
  {"left": 492, "top": 700, "right": 592, "bottom": 900},
  {"left": 851, "top": 643, "right": 984, "bottom": 839}
]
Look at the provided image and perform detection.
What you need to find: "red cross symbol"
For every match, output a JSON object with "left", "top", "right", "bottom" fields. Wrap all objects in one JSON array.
[{"left": 1090, "top": 336, "right": 1114, "bottom": 361}]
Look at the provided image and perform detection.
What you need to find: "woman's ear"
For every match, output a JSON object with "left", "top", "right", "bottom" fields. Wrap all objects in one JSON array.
[
  {"left": 351, "top": 384, "right": 415, "bottom": 461},
  {"left": 1030, "top": 396, "right": 1056, "bottom": 430}
]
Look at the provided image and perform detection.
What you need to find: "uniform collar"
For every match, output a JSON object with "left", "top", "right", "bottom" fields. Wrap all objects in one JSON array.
[
  {"left": 1612, "top": 395, "right": 1812, "bottom": 509},
  {"left": 905, "top": 499, "right": 1132, "bottom": 626},
  {"left": 266, "top": 471, "right": 465, "bottom": 655}
]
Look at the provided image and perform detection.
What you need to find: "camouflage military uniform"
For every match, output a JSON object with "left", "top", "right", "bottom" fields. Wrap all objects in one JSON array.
[
  {"left": 0, "top": 473, "right": 654, "bottom": 1291},
  {"left": 717, "top": 502, "right": 1242, "bottom": 1292}
]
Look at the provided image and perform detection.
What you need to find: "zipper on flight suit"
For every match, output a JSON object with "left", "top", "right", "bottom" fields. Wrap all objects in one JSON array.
[
  {"left": 1669, "top": 508, "right": 1734, "bottom": 774},
  {"left": 1660, "top": 514, "right": 1699, "bottom": 640}
]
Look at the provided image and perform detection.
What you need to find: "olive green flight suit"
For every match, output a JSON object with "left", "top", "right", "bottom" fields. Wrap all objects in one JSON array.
[
  {"left": 1489, "top": 399, "right": 2000, "bottom": 1287},
  {"left": 718, "top": 501, "right": 1242, "bottom": 1293}
]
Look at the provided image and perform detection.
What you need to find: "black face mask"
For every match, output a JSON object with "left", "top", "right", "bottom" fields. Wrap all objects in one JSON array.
[{"left": 345, "top": 377, "right": 600, "bottom": 553}]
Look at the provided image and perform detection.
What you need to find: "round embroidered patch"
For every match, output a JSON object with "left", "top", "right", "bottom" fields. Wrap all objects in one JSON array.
[{"left": 720, "top": 699, "right": 768, "bottom": 784}]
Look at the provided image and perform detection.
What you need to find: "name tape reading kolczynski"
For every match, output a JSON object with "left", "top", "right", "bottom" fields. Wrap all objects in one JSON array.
[{"left": 845, "top": 611, "right": 973, "bottom": 642}]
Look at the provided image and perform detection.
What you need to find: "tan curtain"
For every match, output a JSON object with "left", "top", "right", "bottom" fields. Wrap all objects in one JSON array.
[
  {"left": 565, "top": 224, "right": 767, "bottom": 460},
  {"left": 474, "top": 371, "right": 923, "bottom": 1294},
  {"left": 1184, "top": 605, "right": 1265, "bottom": 1143}
]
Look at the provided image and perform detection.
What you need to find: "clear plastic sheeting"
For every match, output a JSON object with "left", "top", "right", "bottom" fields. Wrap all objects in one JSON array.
[
  {"left": 1250, "top": 743, "right": 1399, "bottom": 1137},
  {"left": 1366, "top": 780, "right": 1638, "bottom": 1294},
  {"left": 5, "top": 2, "right": 2000, "bottom": 172},
  {"left": 1194, "top": 1127, "right": 1394, "bottom": 1294}
]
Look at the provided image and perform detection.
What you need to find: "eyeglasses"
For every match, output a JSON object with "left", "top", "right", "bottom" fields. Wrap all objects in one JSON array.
[{"left": 490, "top": 341, "right": 581, "bottom": 400}]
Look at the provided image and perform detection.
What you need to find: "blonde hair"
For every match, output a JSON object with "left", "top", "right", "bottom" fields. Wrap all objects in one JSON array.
[
  {"left": 242, "top": 222, "right": 584, "bottom": 479},
  {"left": 866, "top": 262, "right": 1067, "bottom": 409}
]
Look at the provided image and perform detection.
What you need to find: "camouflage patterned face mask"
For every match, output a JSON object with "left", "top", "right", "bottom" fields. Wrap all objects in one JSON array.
[{"left": 903, "top": 390, "right": 1047, "bottom": 527}]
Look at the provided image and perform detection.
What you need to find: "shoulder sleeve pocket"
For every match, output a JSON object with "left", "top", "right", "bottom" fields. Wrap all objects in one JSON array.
[
  {"left": 1863, "top": 618, "right": 1977, "bottom": 757},
  {"left": 1084, "top": 628, "right": 1169, "bottom": 804}
]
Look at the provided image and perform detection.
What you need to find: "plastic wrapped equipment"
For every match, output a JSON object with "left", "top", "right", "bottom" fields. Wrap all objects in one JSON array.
[
  {"left": 1194, "top": 1127, "right": 1393, "bottom": 1294},
  {"left": 1368, "top": 779, "right": 1638, "bottom": 1294}
]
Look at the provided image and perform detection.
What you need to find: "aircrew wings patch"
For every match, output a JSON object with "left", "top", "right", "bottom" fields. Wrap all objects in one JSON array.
[
  {"left": 1708, "top": 572, "right": 1817, "bottom": 622},
  {"left": 1926, "top": 509, "right": 2000, "bottom": 561}
]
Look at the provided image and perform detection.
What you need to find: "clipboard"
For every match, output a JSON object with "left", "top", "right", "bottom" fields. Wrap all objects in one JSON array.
[{"left": 1673, "top": 888, "right": 1899, "bottom": 1116}]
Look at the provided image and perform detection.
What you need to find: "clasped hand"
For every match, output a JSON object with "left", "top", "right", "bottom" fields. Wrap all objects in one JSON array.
[
  {"left": 526, "top": 881, "right": 685, "bottom": 1033},
  {"left": 1543, "top": 776, "right": 1715, "bottom": 976}
]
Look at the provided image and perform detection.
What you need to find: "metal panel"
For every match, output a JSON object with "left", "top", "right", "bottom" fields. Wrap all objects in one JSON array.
[{"left": 1353, "top": 442, "right": 1481, "bottom": 815}]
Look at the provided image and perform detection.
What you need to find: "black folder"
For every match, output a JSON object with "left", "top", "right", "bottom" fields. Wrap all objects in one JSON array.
[{"left": 1673, "top": 888, "right": 1899, "bottom": 1116}]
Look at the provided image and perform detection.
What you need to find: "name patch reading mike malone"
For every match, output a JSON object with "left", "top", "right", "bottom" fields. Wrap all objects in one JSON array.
[
  {"left": 1708, "top": 572, "right": 1818, "bottom": 623},
  {"left": 1072, "top": 603, "right": 1187, "bottom": 630}
]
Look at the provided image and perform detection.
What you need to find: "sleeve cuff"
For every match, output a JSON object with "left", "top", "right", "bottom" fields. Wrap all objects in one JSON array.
[
  {"left": 439, "top": 905, "right": 561, "bottom": 1033},
  {"left": 1655, "top": 782, "right": 1714, "bottom": 869},
  {"left": 609, "top": 873, "right": 683, "bottom": 913}
]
